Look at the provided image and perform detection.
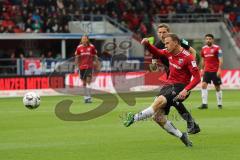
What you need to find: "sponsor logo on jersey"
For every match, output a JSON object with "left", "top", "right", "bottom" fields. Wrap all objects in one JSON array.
[
  {"left": 211, "top": 49, "right": 214, "bottom": 53},
  {"left": 178, "top": 58, "right": 183, "bottom": 64},
  {"left": 169, "top": 62, "right": 181, "bottom": 69},
  {"left": 191, "top": 61, "right": 197, "bottom": 67},
  {"left": 81, "top": 52, "right": 91, "bottom": 56},
  {"left": 205, "top": 54, "right": 214, "bottom": 57}
]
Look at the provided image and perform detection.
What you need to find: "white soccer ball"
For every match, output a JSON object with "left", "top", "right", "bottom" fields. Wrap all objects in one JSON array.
[{"left": 23, "top": 92, "right": 40, "bottom": 109}]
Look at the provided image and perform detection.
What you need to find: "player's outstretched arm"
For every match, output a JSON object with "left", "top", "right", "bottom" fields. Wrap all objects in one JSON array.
[{"left": 141, "top": 38, "right": 167, "bottom": 57}]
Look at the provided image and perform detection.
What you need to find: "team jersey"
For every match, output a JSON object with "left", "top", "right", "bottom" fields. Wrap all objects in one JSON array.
[
  {"left": 75, "top": 44, "right": 97, "bottom": 70},
  {"left": 201, "top": 44, "right": 222, "bottom": 72},
  {"left": 147, "top": 43, "right": 200, "bottom": 91},
  {"left": 153, "top": 39, "right": 192, "bottom": 67}
]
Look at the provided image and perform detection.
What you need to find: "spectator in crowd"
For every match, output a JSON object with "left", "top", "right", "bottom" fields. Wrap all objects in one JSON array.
[
  {"left": 0, "top": 26, "right": 6, "bottom": 33},
  {"left": 0, "top": 0, "right": 239, "bottom": 41},
  {"left": 199, "top": 0, "right": 209, "bottom": 10},
  {"left": 46, "top": 51, "right": 54, "bottom": 59},
  {"left": 10, "top": 52, "right": 16, "bottom": 62},
  {"left": 192, "top": 0, "right": 208, "bottom": 13},
  {"left": 55, "top": 53, "right": 62, "bottom": 59},
  {"left": 41, "top": 53, "right": 45, "bottom": 59},
  {"left": 27, "top": 50, "right": 35, "bottom": 58},
  {"left": 19, "top": 53, "right": 25, "bottom": 59},
  {"left": 9, "top": 52, "right": 17, "bottom": 73}
]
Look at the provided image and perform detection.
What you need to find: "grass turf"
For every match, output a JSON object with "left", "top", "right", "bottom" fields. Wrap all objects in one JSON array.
[{"left": 0, "top": 90, "right": 239, "bottom": 160}]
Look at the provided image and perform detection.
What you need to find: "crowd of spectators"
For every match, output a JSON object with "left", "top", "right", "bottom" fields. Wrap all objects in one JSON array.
[
  {"left": 0, "top": 0, "right": 240, "bottom": 60},
  {"left": 0, "top": 0, "right": 239, "bottom": 36},
  {"left": 0, "top": 0, "right": 73, "bottom": 33}
]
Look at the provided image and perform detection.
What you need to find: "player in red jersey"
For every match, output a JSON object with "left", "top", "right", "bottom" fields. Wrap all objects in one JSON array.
[
  {"left": 124, "top": 33, "right": 201, "bottom": 147},
  {"left": 198, "top": 34, "right": 223, "bottom": 109},
  {"left": 153, "top": 23, "right": 200, "bottom": 134},
  {"left": 75, "top": 35, "right": 99, "bottom": 103}
]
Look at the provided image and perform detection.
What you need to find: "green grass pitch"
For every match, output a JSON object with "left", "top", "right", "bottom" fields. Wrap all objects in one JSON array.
[{"left": 0, "top": 90, "right": 239, "bottom": 160}]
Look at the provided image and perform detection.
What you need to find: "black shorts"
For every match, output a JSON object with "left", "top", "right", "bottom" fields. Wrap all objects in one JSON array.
[
  {"left": 157, "top": 84, "right": 190, "bottom": 115},
  {"left": 79, "top": 69, "right": 93, "bottom": 80},
  {"left": 203, "top": 72, "right": 222, "bottom": 85}
]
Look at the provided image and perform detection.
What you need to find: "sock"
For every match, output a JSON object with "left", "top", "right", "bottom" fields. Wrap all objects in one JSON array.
[
  {"left": 134, "top": 107, "right": 154, "bottom": 122},
  {"left": 182, "top": 113, "right": 195, "bottom": 128},
  {"left": 163, "top": 120, "right": 183, "bottom": 138},
  {"left": 175, "top": 103, "right": 195, "bottom": 127},
  {"left": 201, "top": 89, "right": 208, "bottom": 104},
  {"left": 86, "top": 84, "right": 91, "bottom": 98},
  {"left": 216, "top": 90, "right": 222, "bottom": 106},
  {"left": 83, "top": 86, "right": 88, "bottom": 99}
]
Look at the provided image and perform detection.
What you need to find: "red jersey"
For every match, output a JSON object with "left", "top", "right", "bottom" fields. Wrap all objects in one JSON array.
[
  {"left": 75, "top": 44, "right": 97, "bottom": 70},
  {"left": 147, "top": 43, "right": 200, "bottom": 91},
  {"left": 201, "top": 44, "right": 222, "bottom": 72}
]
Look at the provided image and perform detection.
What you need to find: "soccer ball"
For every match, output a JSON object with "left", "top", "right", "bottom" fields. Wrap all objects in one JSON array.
[{"left": 23, "top": 92, "right": 40, "bottom": 109}]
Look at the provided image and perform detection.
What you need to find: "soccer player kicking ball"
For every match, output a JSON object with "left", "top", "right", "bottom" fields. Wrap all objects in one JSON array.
[
  {"left": 123, "top": 33, "right": 201, "bottom": 147},
  {"left": 75, "top": 35, "right": 99, "bottom": 103},
  {"left": 152, "top": 23, "right": 200, "bottom": 134},
  {"left": 199, "top": 34, "right": 223, "bottom": 109}
]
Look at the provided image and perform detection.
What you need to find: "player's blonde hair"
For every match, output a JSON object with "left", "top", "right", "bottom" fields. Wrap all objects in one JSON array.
[
  {"left": 157, "top": 23, "right": 170, "bottom": 32},
  {"left": 164, "top": 33, "right": 180, "bottom": 44}
]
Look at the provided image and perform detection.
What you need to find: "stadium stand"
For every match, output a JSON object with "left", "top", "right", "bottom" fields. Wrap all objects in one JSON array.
[
  {"left": 0, "top": 0, "right": 239, "bottom": 46},
  {"left": 0, "top": 0, "right": 239, "bottom": 33},
  {"left": 0, "top": 0, "right": 239, "bottom": 57},
  {"left": 0, "top": 0, "right": 239, "bottom": 93}
]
